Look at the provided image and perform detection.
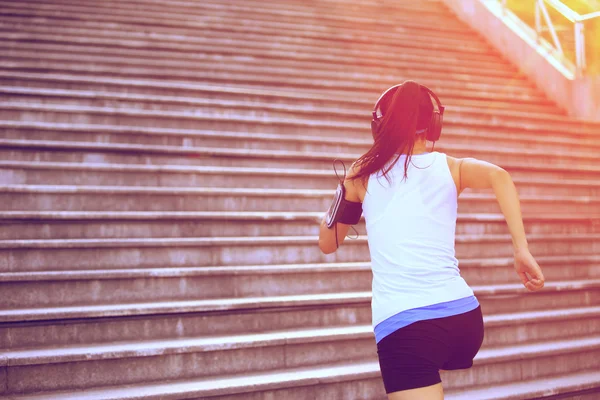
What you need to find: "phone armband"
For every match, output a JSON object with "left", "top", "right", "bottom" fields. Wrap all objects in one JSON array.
[{"left": 325, "top": 183, "right": 363, "bottom": 228}]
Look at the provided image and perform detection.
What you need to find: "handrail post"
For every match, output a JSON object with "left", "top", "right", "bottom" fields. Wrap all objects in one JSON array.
[
  {"left": 574, "top": 21, "right": 585, "bottom": 76},
  {"left": 535, "top": 1, "right": 541, "bottom": 41},
  {"left": 539, "top": 0, "right": 564, "bottom": 54}
]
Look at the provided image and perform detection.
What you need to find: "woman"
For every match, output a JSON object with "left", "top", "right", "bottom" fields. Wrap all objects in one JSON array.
[{"left": 318, "top": 80, "right": 545, "bottom": 400}]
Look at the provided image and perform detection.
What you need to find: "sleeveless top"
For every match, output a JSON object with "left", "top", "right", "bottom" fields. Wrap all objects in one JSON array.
[{"left": 362, "top": 151, "right": 479, "bottom": 344}]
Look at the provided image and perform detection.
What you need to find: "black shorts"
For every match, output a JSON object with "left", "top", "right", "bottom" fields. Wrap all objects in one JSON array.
[{"left": 376, "top": 305, "right": 484, "bottom": 394}]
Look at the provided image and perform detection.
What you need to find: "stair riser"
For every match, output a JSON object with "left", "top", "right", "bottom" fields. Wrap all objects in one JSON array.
[
  {"left": 1, "top": 168, "right": 598, "bottom": 196},
  {"left": 188, "top": 377, "right": 388, "bottom": 400},
  {"left": 0, "top": 304, "right": 374, "bottom": 349},
  {"left": 446, "top": 348, "right": 600, "bottom": 390},
  {"left": 4, "top": 264, "right": 600, "bottom": 307},
  {"left": 3, "top": 125, "right": 597, "bottom": 157},
  {"left": 3, "top": 239, "right": 599, "bottom": 272},
  {"left": 2, "top": 219, "right": 598, "bottom": 240},
  {"left": 5, "top": 335, "right": 600, "bottom": 394},
  {"left": 3, "top": 148, "right": 600, "bottom": 174},
  {"left": 485, "top": 316, "right": 600, "bottom": 348},
  {"left": 3, "top": 191, "right": 599, "bottom": 215}
]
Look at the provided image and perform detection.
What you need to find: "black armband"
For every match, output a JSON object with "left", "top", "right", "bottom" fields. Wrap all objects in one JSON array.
[{"left": 325, "top": 182, "right": 363, "bottom": 229}]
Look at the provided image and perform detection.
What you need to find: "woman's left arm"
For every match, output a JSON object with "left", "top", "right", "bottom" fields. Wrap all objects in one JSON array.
[{"left": 318, "top": 167, "right": 362, "bottom": 254}]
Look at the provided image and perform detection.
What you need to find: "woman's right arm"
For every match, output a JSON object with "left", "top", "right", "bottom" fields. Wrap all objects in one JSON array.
[{"left": 457, "top": 157, "right": 545, "bottom": 292}]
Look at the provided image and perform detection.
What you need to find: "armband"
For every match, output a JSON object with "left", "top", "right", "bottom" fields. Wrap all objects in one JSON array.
[
  {"left": 325, "top": 161, "right": 363, "bottom": 229},
  {"left": 326, "top": 182, "right": 363, "bottom": 228}
]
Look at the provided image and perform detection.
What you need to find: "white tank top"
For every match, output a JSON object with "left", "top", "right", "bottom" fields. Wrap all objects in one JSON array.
[{"left": 363, "top": 151, "right": 475, "bottom": 328}]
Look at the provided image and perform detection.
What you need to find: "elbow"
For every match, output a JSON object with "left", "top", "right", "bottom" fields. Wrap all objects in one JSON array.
[{"left": 318, "top": 238, "right": 336, "bottom": 255}]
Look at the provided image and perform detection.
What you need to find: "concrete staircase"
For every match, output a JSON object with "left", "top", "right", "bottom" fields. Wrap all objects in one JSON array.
[{"left": 2, "top": 0, "right": 600, "bottom": 398}]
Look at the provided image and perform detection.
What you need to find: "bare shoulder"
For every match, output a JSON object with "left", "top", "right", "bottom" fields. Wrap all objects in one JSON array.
[
  {"left": 443, "top": 153, "right": 462, "bottom": 195},
  {"left": 344, "top": 161, "right": 368, "bottom": 203}
]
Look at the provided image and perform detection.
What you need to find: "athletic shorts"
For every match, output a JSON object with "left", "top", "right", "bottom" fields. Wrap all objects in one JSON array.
[{"left": 376, "top": 305, "right": 484, "bottom": 394}]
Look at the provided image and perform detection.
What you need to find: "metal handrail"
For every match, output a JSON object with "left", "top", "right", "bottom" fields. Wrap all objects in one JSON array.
[
  {"left": 580, "top": 11, "right": 600, "bottom": 21},
  {"left": 500, "top": 0, "right": 600, "bottom": 76},
  {"left": 542, "top": 0, "right": 579, "bottom": 22}
]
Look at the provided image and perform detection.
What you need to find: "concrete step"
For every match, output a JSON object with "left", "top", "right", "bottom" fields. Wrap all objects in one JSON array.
[
  {"left": 2, "top": 211, "right": 600, "bottom": 240},
  {"left": 3, "top": 274, "right": 600, "bottom": 346},
  {"left": 1, "top": 88, "right": 593, "bottom": 140},
  {"left": 3, "top": 185, "right": 600, "bottom": 215},
  {"left": 2, "top": 120, "right": 597, "bottom": 159},
  {"left": 2, "top": 325, "right": 600, "bottom": 395},
  {"left": 0, "top": 71, "right": 564, "bottom": 116},
  {"left": 2, "top": 140, "right": 600, "bottom": 174},
  {"left": 2, "top": 253, "right": 599, "bottom": 307},
  {"left": 1, "top": 162, "right": 599, "bottom": 196},
  {"left": 2, "top": 233, "right": 600, "bottom": 272},
  {"left": 5, "top": 365, "right": 600, "bottom": 400}
]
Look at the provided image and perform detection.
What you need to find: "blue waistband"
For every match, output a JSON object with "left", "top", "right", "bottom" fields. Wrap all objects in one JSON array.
[{"left": 374, "top": 295, "right": 480, "bottom": 344}]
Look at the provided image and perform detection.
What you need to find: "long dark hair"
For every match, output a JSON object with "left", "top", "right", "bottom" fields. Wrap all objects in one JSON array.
[{"left": 350, "top": 80, "right": 434, "bottom": 184}]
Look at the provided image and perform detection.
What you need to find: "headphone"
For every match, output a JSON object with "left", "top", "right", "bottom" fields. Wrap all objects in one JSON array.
[{"left": 370, "top": 83, "right": 445, "bottom": 142}]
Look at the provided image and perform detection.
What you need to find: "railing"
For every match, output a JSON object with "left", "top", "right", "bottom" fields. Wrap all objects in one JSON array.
[{"left": 499, "top": 0, "right": 600, "bottom": 76}]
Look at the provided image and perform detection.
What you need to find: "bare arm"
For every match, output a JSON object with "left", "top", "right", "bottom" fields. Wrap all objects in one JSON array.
[
  {"left": 459, "top": 158, "right": 528, "bottom": 250},
  {"left": 458, "top": 157, "right": 545, "bottom": 291},
  {"left": 318, "top": 164, "right": 362, "bottom": 254}
]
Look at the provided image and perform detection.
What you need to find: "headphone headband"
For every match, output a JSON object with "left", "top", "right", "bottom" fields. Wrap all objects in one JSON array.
[{"left": 371, "top": 83, "right": 445, "bottom": 142}]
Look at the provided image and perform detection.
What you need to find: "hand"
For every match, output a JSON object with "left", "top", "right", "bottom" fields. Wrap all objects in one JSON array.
[{"left": 513, "top": 248, "right": 545, "bottom": 291}]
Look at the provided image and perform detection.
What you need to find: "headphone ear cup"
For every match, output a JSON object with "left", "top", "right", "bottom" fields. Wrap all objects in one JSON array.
[{"left": 426, "top": 111, "right": 443, "bottom": 142}]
